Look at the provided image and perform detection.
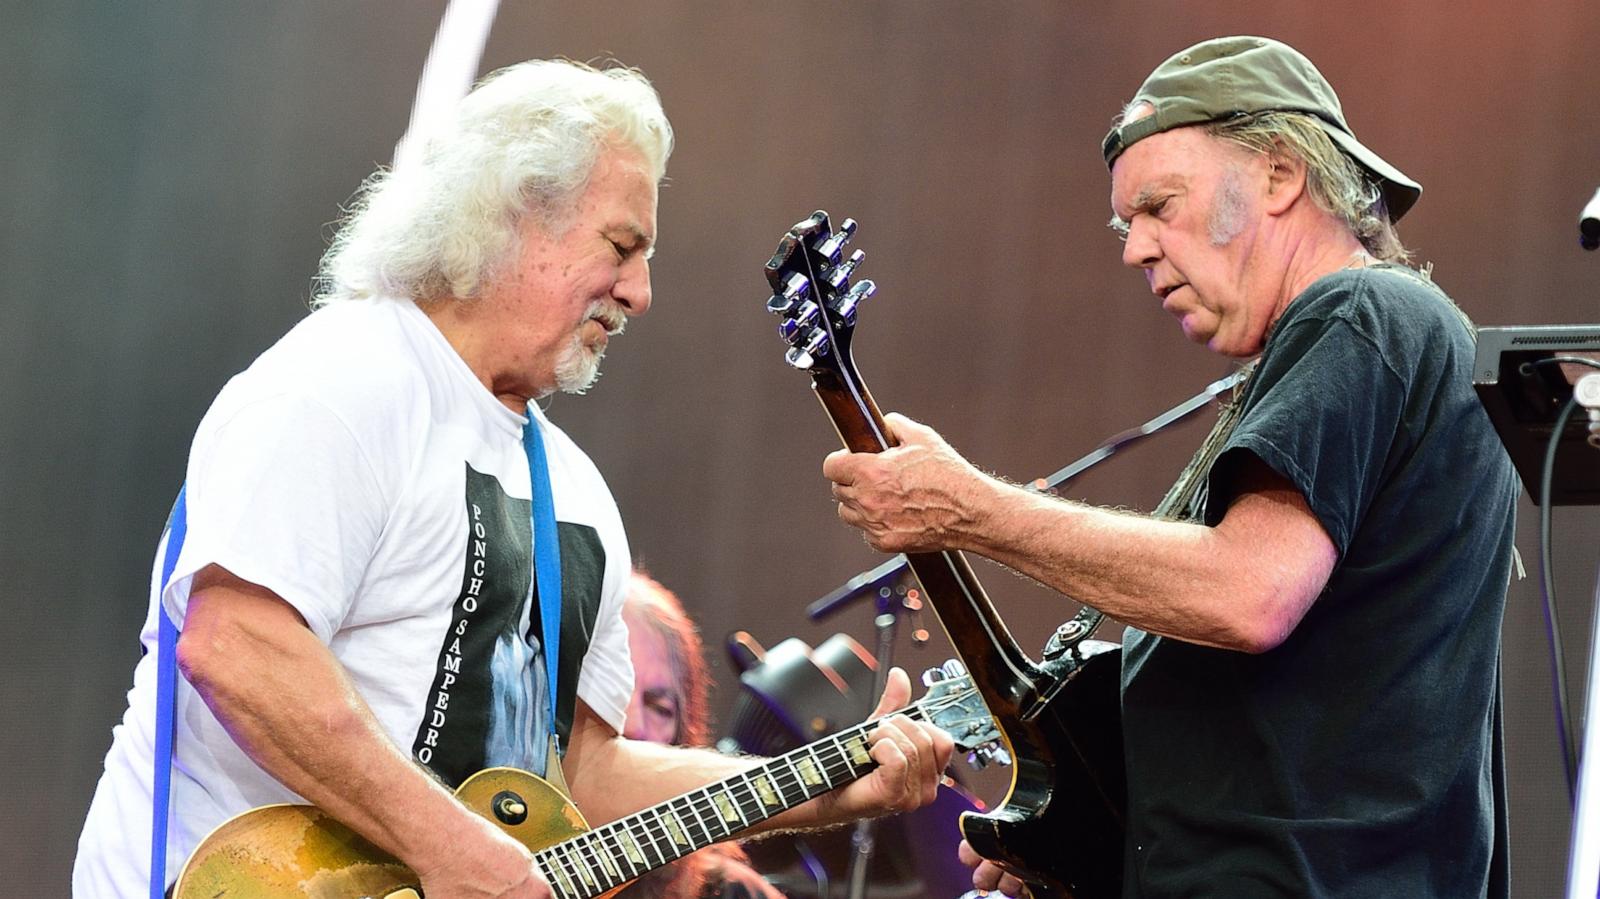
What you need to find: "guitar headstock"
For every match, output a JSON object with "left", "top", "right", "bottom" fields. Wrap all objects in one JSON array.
[
  {"left": 763, "top": 210, "right": 876, "bottom": 373},
  {"left": 920, "top": 660, "right": 1006, "bottom": 763}
]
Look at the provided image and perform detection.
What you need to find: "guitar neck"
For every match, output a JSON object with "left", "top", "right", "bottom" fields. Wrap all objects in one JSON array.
[
  {"left": 811, "top": 369, "right": 1042, "bottom": 715},
  {"left": 532, "top": 703, "right": 931, "bottom": 899}
]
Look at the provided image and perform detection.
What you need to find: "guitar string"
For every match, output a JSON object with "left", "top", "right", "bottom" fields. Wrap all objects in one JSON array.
[
  {"left": 575, "top": 721, "right": 869, "bottom": 869},
  {"left": 533, "top": 700, "right": 961, "bottom": 895},
  {"left": 530, "top": 689, "right": 977, "bottom": 896}
]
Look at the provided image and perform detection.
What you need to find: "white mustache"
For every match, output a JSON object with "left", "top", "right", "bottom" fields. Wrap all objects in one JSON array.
[{"left": 587, "top": 301, "right": 626, "bottom": 336}]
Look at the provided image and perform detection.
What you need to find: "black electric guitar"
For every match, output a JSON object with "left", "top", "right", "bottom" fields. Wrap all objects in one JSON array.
[
  {"left": 762, "top": 212, "right": 1128, "bottom": 898},
  {"left": 173, "top": 664, "right": 998, "bottom": 899}
]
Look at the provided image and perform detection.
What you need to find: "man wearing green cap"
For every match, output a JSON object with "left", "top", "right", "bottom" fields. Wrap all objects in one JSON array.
[{"left": 824, "top": 36, "right": 1516, "bottom": 898}]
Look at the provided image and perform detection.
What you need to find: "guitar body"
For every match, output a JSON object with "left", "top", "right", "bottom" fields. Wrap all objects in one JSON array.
[
  {"left": 173, "top": 678, "right": 999, "bottom": 898},
  {"left": 174, "top": 767, "right": 603, "bottom": 899},
  {"left": 959, "top": 644, "right": 1126, "bottom": 899}
]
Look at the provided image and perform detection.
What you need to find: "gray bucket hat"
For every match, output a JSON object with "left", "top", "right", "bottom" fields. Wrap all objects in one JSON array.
[{"left": 1101, "top": 36, "right": 1422, "bottom": 222}]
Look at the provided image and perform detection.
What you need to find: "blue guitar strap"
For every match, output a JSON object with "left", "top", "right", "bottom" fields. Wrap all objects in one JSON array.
[
  {"left": 150, "top": 485, "right": 188, "bottom": 899},
  {"left": 144, "top": 418, "right": 559, "bottom": 895},
  {"left": 522, "top": 414, "right": 563, "bottom": 741}
]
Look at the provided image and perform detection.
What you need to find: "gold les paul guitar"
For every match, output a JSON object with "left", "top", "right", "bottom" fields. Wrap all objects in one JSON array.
[{"left": 173, "top": 663, "right": 998, "bottom": 899}]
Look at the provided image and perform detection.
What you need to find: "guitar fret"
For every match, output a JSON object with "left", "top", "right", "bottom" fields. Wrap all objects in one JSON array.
[
  {"left": 596, "top": 825, "right": 637, "bottom": 881},
  {"left": 806, "top": 743, "right": 836, "bottom": 789},
  {"left": 590, "top": 831, "right": 622, "bottom": 886},
  {"left": 634, "top": 809, "right": 670, "bottom": 865},
  {"left": 577, "top": 831, "right": 614, "bottom": 892},
  {"left": 662, "top": 805, "right": 689, "bottom": 849},
  {"left": 828, "top": 734, "right": 857, "bottom": 780},
  {"left": 815, "top": 738, "right": 843, "bottom": 788},
  {"left": 843, "top": 730, "right": 872, "bottom": 766},
  {"left": 530, "top": 853, "right": 563, "bottom": 899},
  {"left": 614, "top": 823, "right": 646, "bottom": 870},
  {"left": 696, "top": 787, "right": 733, "bottom": 839},
  {"left": 678, "top": 793, "right": 717, "bottom": 845},
  {"left": 645, "top": 811, "right": 673, "bottom": 864},
  {"left": 794, "top": 749, "right": 826, "bottom": 790},
  {"left": 780, "top": 752, "right": 814, "bottom": 802},
  {"left": 543, "top": 699, "right": 938, "bottom": 899},
  {"left": 749, "top": 768, "right": 781, "bottom": 809},
  {"left": 727, "top": 775, "right": 759, "bottom": 825},
  {"left": 542, "top": 847, "right": 579, "bottom": 899},
  {"left": 712, "top": 785, "right": 744, "bottom": 827},
  {"left": 569, "top": 842, "right": 600, "bottom": 893}
]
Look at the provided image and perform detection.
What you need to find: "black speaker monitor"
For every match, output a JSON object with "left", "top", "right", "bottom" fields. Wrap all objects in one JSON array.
[{"left": 1472, "top": 324, "right": 1600, "bottom": 506}]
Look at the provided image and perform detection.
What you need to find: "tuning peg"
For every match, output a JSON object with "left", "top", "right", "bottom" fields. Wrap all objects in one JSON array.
[
  {"left": 784, "top": 327, "right": 831, "bottom": 369},
  {"left": 766, "top": 272, "right": 810, "bottom": 315},
  {"left": 921, "top": 666, "right": 949, "bottom": 687},
  {"left": 786, "top": 271, "right": 811, "bottom": 297},
  {"left": 780, "top": 324, "right": 832, "bottom": 367},
  {"left": 940, "top": 659, "right": 968, "bottom": 679},
  {"left": 777, "top": 299, "right": 821, "bottom": 344},
  {"left": 831, "top": 278, "right": 876, "bottom": 326},
  {"left": 794, "top": 210, "right": 830, "bottom": 235},
  {"left": 815, "top": 217, "right": 859, "bottom": 265},
  {"left": 827, "top": 249, "right": 865, "bottom": 291}
]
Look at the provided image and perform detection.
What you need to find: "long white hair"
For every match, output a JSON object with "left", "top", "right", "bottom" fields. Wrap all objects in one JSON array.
[{"left": 313, "top": 59, "right": 673, "bottom": 307}]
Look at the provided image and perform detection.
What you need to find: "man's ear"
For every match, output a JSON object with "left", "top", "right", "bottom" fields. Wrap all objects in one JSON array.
[{"left": 1263, "top": 145, "right": 1306, "bottom": 216}]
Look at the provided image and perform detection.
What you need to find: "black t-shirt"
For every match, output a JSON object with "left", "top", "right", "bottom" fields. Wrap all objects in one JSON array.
[{"left": 1119, "top": 266, "right": 1517, "bottom": 898}]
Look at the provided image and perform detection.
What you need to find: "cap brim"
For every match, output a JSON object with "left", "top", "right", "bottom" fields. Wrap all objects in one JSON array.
[{"left": 1317, "top": 122, "right": 1422, "bottom": 223}]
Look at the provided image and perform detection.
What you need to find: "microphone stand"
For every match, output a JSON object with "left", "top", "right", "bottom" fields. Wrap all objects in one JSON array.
[
  {"left": 813, "top": 367, "right": 1247, "bottom": 898},
  {"left": 844, "top": 590, "right": 904, "bottom": 899}
]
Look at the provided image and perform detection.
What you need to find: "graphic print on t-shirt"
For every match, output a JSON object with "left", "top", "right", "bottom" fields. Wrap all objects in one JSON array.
[
  {"left": 411, "top": 463, "right": 609, "bottom": 788},
  {"left": 412, "top": 464, "right": 546, "bottom": 785}
]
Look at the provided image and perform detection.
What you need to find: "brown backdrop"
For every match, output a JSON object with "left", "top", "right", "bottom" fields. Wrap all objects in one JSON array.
[{"left": 3, "top": 2, "right": 1596, "bottom": 896}]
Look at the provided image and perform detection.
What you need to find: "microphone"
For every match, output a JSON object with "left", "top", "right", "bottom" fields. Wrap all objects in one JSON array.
[{"left": 1581, "top": 186, "right": 1600, "bottom": 251}]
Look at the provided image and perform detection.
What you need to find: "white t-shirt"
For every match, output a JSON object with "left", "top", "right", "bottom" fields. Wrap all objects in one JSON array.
[{"left": 73, "top": 297, "right": 635, "bottom": 897}]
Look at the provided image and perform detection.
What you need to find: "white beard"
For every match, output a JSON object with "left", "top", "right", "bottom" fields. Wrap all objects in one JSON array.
[
  {"left": 554, "top": 333, "right": 604, "bottom": 395},
  {"left": 553, "top": 300, "right": 625, "bottom": 395}
]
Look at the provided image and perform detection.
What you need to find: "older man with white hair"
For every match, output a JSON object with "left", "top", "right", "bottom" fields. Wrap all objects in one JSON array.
[{"left": 77, "top": 59, "right": 951, "bottom": 899}]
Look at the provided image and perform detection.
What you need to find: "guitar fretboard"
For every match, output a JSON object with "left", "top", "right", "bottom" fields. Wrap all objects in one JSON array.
[{"left": 531, "top": 704, "right": 931, "bottom": 899}]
